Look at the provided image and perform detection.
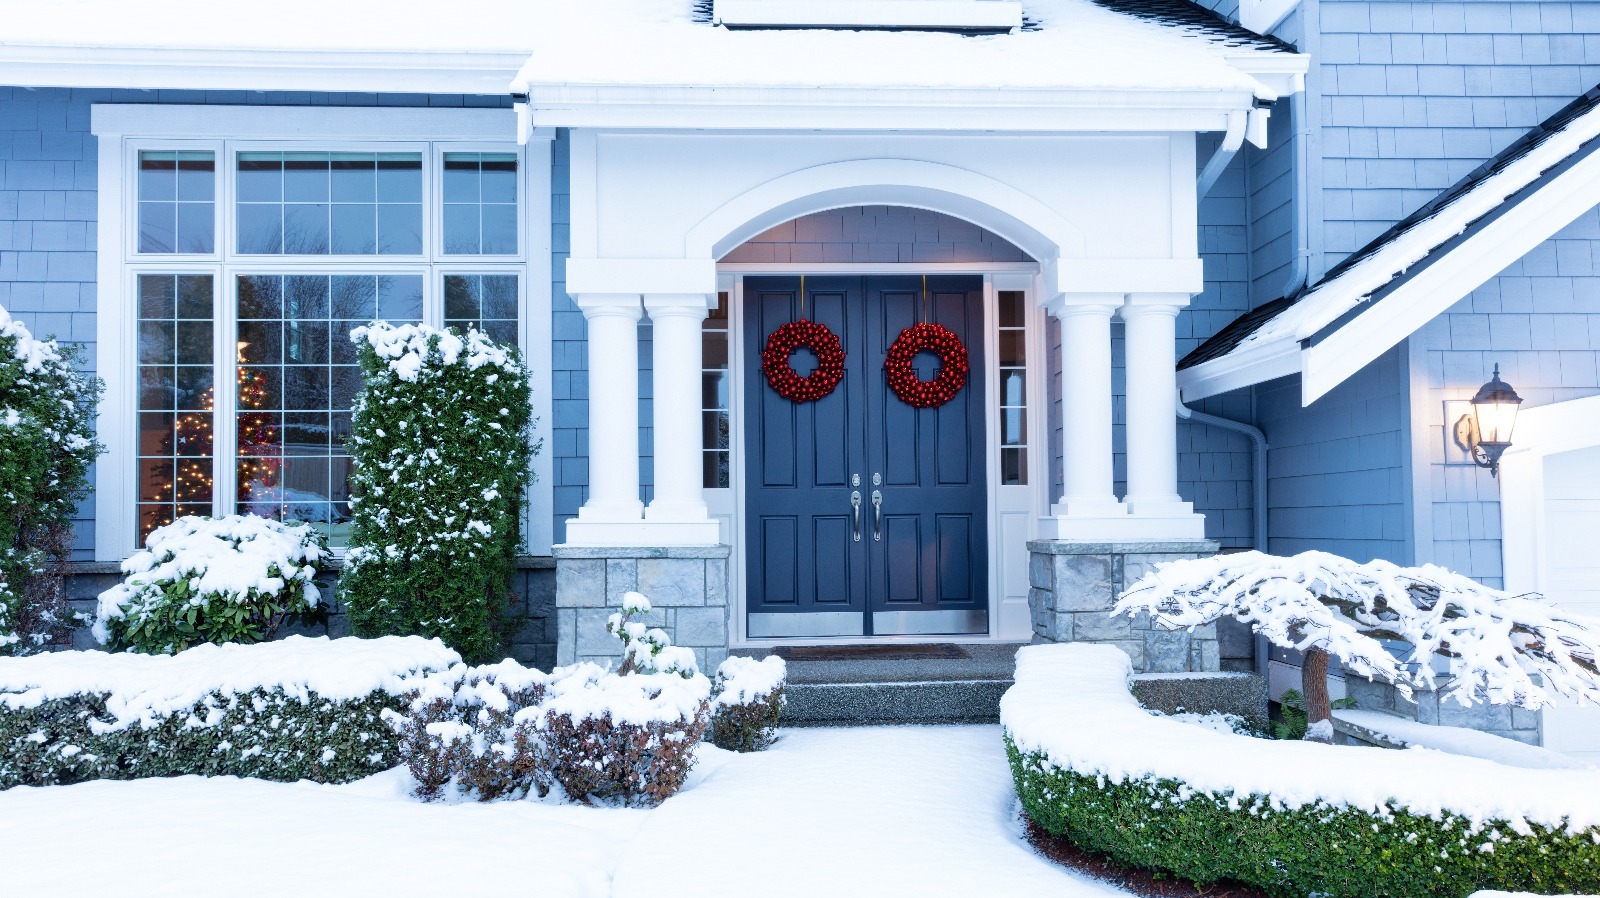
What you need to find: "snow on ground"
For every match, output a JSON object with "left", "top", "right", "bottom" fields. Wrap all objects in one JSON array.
[{"left": 0, "top": 725, "right": 1125, "bottom": 898}]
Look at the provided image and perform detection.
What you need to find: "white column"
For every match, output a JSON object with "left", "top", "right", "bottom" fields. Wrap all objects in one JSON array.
[
  {"left": 643, "top": 294, "right": 719, "bottom": 543},
  {"left": 1120, "top": 294, "right": 1204, "bottom": 535},
  {"left": 567, "top": 294, "right": 644, "bottom": 542},
  {"left": 1049, "top": 295, "right": 1124, "bottom": 523}
]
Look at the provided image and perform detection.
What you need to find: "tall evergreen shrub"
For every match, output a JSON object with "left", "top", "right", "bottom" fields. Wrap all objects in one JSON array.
[
  {"left": 340, "top": 323, "right": 533, "bottom": 663},
  {"left": 0, "top": 307, "right": 102, "bottom": 655}
]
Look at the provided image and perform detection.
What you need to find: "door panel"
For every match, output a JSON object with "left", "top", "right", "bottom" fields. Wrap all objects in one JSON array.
[{"left": 744, "top": 275, "right": 987, "bottom": 638}]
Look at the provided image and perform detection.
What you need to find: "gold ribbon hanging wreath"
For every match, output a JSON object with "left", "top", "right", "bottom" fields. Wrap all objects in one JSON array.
[
  {"left": 883, "top": 322, "right": 969, "bottom": 408},
  {"left": 762, "top": 319, "right": 846, "bottom": 403}
]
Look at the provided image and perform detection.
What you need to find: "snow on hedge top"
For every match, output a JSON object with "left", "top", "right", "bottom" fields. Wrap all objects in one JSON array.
[
  {"left": 0, "top": 305, "right": 68, "bottom": 378},
  {"left": 1334, "top": 708, "right": 1590, "bottom": 771},
  {"left": 352, "top": 321, "right": 518, "bottom": 383},
  {"left": 0, "top": 636, "right": 461, "bottom": 727},
  {"left": 533, "top": 663, "right": 711, "bottom": 727},
  {"left": 712, "top": 655, "right": 786, "bottom": 708},
  {"left": 92, "top": 515, "right": 326, "bottom": 642},
  {"left": 514, "top": 0, "right": 1286, "bottom": 98},
  {"left": 1001, "top": 643, "right": 1600, "bottom": 833}
]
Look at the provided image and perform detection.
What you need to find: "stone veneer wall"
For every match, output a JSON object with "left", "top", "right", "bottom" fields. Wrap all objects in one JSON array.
[
  {"left": 1026, "top": 539, "right": 1222, "bottom": 673},
  {"left": 553, "top": 546, "right": 730, "bottom": 672},
  {"left": 1343, "top": 674, "right": 1543, "bottom": 746}
]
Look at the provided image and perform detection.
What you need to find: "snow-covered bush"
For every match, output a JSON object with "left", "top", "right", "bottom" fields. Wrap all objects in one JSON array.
[
  {"left": 537, "top": 663, "right": 711, "bottom": 807},
  {"left": 341, "top": 322, "right": 534, "bottom": 664},
  {"left": 709, "top": 655, "right": 786, "bottom": 752},
  {"left": 607, "top": 591, "right": 699, "bottom": 678},
  {"left": 0, "top": 306, "right": 101, "bottom": 655},
  {"left": 0, "top": 636, "right": 458, "bottom": 788},
  {"left": 1003, "top": 643, "right": 1600, "bottom": 898},
  {"left": 92, "top": 515, "right": 327, "bottom": 654},
  {"left": 1115, "top": 551, "right": 1600, "bottom": 742},
  {"left": 388, "top": 659, "right": 549, "bottom": 802}
]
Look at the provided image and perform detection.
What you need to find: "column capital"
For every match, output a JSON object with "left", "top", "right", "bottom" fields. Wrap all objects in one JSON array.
[
  {"left": 574, "top": 293, "right": 643, "bottom": 321},
  {"left": 643, "top": 293, "right": 714, "bottom": 319},
  {"left": 1046, "top": 293, "right": 1122, "bottom": 318}
]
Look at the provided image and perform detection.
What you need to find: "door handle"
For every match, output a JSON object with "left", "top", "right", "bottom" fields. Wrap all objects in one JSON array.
[
  {"left": 871, "top": 489, "right": 883, "bottom": 541},
  {"left": 851, "top": 490, "right": 862, "bottom": 542}
]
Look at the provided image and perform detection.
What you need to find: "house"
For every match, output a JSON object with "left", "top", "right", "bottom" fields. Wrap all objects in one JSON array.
[{"left": 0, "top": 0, "right": 1595, "bottom": 754}]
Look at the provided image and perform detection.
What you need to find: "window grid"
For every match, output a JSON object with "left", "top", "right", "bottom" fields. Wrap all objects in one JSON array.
[
  {"left": 125, "top": 140, "right": 523, "bottom": 551},
  {"left": 997, "top": 290, "right": 1028, "bottom": 486},
  {"left": 136, "top": 274, "right": 216, "bottom": 541},
  {"left": 235, "top": 151, "right": 424, "bottom": 256},
  {"left": 443, "top": 273, "right": 520, "bottom": 346},
  {"left": 137, "top": 151, "right": 215, "bottom": 254},
  {"left": 441, "top": 152, "right": 519, "bottom": 255},
  {"left": 702, "top": 291, "right": 731, "bottom": 489}
]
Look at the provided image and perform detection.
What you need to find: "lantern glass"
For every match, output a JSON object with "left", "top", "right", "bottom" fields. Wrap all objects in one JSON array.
[{"left": 1474, "top": 398, "right": 1519, "bottom": 444}]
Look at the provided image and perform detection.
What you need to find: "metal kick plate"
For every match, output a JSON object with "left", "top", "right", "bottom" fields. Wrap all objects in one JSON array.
[
  {"left": 747, "top": 612, "right": 865, "bottom": 638},
  {"left": 871, "top": 610, "right": 989, "bottom": 636}
]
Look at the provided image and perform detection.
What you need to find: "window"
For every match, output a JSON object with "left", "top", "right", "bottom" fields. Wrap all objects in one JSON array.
[
  {"left": 125, "top": 138, "right": 524, "bottom": 548},
  {"left": 997, "top": 290, "right": 1028, "bottom": 485},
  {"left": 702, "top": 291, "right": 731, "bottom": 489}
]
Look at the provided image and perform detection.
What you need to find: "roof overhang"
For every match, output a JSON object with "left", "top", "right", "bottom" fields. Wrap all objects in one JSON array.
[
  {"left": 0, "top": 44, "right": 526, "bottom": 95},
  {"left": 712, "top": 0, "right": 1024, "bottom": 32}
]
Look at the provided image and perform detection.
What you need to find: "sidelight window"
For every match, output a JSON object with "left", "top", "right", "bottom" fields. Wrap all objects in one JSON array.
[
  {"left": 997, "top": 290, "right": 1028, "bottom": 485},
  {"left": 702, "top": 291, "right": 731, "bottom": 489}
]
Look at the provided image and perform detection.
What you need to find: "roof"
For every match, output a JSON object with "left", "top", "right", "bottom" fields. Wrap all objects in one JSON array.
[
  {"left": 1180, "top": 85, "right": 1600, "bottom": 386},
  {"left": 514, "top": 0, "right": 1298, "bottom": 98}
]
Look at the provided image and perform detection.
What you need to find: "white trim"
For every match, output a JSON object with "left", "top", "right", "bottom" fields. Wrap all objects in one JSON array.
[
  {"left": 722, "top": 264, "right": 1045, "bottom": 647},
  {"left": 1499, "top": 394, "right": 1600, "bottom": 595},
  {"left": 524, "top": 137, "right": 556, "bottom": 556},
  {"left": 1177, "top": 338, "right": 1299, "bottom": 402},
  {"left": 94, "top": 133, "right": 132, "bottom": 561},
  {"left": 713, "top": 0, "right": 1022, "bottom": 30},
  {"left": 92, "top": 105, "right": 515, "bottom": 143},
  {"left": 4, "top": 45, "right": 526, "bottom": 96}
]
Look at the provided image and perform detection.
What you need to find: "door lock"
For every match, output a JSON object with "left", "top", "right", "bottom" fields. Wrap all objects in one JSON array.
[
  {"left": 872, "top": 472, "right": 882, "bottom": 486},
  {"left": 851, "top": 473, "right": 860, "bottom": 487}
]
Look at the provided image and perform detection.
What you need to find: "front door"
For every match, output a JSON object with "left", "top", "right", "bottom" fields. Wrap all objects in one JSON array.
[{"left": 744, "top": 276, "right": 988, "bottom": 638}]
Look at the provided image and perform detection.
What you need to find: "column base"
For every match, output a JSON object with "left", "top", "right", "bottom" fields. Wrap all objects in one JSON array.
[{"left": 563, "top": 518, "right": 722, "bottom": 547}]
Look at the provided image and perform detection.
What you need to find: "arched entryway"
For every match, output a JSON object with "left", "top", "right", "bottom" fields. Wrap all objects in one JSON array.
[{"left": 706, "top": 207, "right": 1045, "bottom": 641}]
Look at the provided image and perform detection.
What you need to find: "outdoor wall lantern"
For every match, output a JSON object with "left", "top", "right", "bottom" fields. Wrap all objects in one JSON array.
[{"left": 1456, "top": 365, "right": 1523, "bottom": 478}]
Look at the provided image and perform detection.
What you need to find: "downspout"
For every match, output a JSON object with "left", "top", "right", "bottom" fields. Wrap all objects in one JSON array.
[
  {"left": 1176, "top": 401, "right": 1269, "bottom": 553},
  {"left": 1280, "top": 0, "right": 1319, "bottom": 296}
]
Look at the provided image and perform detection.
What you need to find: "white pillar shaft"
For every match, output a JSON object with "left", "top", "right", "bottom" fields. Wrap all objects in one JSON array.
[
  {"left": 576, "top": 295, "right": 643, "bottom": 521},
  {"left": 1055, "top": 303, "right": 1120, "bottom": 515},
  {"left": 1122, "top": 302, "right": 1183, "bottom": 512},
  {"left": 644, "top": 294, "right": 712, "bottom": 522}
]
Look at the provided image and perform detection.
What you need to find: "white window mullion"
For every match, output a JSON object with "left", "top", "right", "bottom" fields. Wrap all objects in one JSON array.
[{"left": 213, "top": 267, "right": 240, "bottom": 519}]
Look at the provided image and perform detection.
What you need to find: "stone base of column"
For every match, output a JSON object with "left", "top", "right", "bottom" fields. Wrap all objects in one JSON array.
[
  {"left": 554, "top": 544, "right": 731, "bottom": 674},
  {"left": 1026, "top": 538, "right": 1221, "bottom": 673}
]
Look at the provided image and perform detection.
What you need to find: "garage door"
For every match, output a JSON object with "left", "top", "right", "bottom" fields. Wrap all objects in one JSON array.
[{"left": 1540, "top": 444, "right": 1600, "bottom": 762}]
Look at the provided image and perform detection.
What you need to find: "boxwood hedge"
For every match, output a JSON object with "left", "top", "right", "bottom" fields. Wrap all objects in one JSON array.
[
  {"left": 1007, "top": 738, "right": 1600, "bottom": 898},
  {"left": 2, "top": 687, "right": 405, "bottom": 789}
]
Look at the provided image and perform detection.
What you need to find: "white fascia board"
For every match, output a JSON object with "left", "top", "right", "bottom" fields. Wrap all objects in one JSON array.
[
  {"left": 713, "top": 0, "right": 1022, "bottom": 30},
  {"left": 1224, "top": 52, "right": 1308, "bottom": 99},
  {"left": 1300, "top": 143, "right": 1600, "bottom": 405},
  {"left": 0, "top": 45, "right": 525, "bottom": 96},
  {"left": 1176, "top": 337, "right": 1300, "bottom": 402},
  {"left": 92, "top": 104, "right": 515, "bottom": 142},
  {"left": 567, "top": 258, "right": 720, "bottom": 296},
  {"left": 1057, "top": 258, "right": 1205, "bottom": 295},
  {"left": 526, "top": 85, "right": 1258, "bottom": 132}
]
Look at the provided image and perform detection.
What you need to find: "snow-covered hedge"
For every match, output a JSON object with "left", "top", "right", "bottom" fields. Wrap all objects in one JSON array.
[
  {"left": 0, "top": 636, "right": 458, "bottom": 789},
  {"left": 93, "top": 515, "right": 327, "bottom": 654},
  {"left": 709, "top": 655, "right": 786, "bottom": 752},
  {"left": 1002, "top": 644, "right": 1600, "bottom": 898},
  {"left": 341, "top": 322, "right": 534, "bottom": 664},
  {"left": 391, "top": 658, "right": 711, "bottom": 807},
  {"left": 0, "top": 306, "right": 101, "bottom": 655}
]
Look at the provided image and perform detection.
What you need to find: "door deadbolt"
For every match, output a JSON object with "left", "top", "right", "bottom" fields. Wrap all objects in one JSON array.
[
  {"left": 872, "top": 472, "right": 882, "bottom": 486},
  {"left": 851, "top": 473, "right": 860, "bottom": 487}
]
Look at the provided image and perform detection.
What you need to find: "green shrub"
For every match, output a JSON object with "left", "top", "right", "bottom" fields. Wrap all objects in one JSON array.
[
  {"left": 1008, "top": 739, "right": 1600, "bottom": 898},
  {"left": 709, "top": 655, "right": 786, "bottom": 752},
  {"left": 0, "top": 307, "right": 102, "bottom": 655},
  {"left": 390, "top": 660, "right": 549, "bottom": 802},
  {"left": 0, "top": 635, "right": 458, "bottom": 789},
  {"left": 340, "top": 323, "right": 534, "bottom": 664},
  {"left": 92, "top": 515, "right": 327, "bottom": 654}
]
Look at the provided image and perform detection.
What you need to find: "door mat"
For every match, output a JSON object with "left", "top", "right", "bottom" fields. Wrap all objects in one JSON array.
[{"left": 772, "top": 644, "right": 971, "bottom": 662}]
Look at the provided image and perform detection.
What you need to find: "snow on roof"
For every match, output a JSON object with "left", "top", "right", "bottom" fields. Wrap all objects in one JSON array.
[
  {"left": 0, "top": 0, "right": 542, "bottom": 54},
  {"left": 514, "top": 0, "right": 1292, "bottom": 97},
  {"left": 1181, "top": 85, "right": 1600, "bottom": 373}
]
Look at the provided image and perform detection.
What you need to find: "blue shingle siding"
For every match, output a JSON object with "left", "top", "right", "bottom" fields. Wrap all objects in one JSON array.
[
  {"left": 1411, "top": 208, "right": 1600, "bottom": 587},
  {"left": 0, "top": 87, "right": 512, "bottom": 558},
  {"left": 1255, "top": 345, "right": 1411, "bottom": 563}
]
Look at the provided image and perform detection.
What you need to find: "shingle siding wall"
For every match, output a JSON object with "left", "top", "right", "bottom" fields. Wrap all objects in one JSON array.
[
  {"left": 1256, "top": 346, "right": 1411, "bottom": 563},
  {"left": 0, "top": 87, "right": 511, "bottom": 558},
  {"left": 1411, "top": 209, "right": 1600, "bottom": 587}
]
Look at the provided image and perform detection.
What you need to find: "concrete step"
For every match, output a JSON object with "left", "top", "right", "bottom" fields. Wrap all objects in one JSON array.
[{"left": 783, "top": 678, "right": 1013, "bottom": 726}]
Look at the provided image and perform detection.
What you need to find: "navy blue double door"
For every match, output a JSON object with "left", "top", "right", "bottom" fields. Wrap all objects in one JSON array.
[{"left": 745, "top": 276, "right": 988, "bottom": 638}]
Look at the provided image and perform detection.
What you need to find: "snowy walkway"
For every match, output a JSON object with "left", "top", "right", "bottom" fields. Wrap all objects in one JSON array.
[{"left": 0, "top": 724, "right": 1126, "bottom": 898}]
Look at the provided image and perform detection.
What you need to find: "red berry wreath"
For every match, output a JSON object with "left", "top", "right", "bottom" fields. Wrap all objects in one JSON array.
[
  {"left": 884, "top": 322, "right": 969, "bottom": 408},
  {"left": 762, "top": 319, "right": 845, "bottom": 403}
]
